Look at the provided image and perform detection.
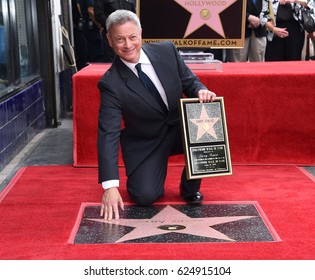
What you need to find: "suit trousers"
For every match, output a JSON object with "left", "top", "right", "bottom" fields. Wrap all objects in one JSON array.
[
  {"left": 230, "top": 32, "right": 266, "bottom": 62},
  {"left": 126, "top": 125, "right": 202, "bottom": 206}
]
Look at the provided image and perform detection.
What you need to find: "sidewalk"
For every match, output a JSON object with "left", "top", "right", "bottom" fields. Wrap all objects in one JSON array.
[{"left": 0, "top": 113, "right": 73, "bottom": 192}]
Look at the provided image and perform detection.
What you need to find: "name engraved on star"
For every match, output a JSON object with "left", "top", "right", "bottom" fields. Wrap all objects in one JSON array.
[
  {"left": 195, "top": 119, "right": 217, "bottom": 123},
  {"left": 179, "top": 97, "right": 232, "bottom": 179}
]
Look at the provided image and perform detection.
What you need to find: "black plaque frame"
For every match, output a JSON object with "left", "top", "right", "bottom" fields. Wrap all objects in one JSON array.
[{"left": 179, "top": 97, "right": 232, "bottom": 179}]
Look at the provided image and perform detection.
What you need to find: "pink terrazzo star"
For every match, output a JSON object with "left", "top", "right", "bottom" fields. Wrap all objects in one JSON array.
[
  {"left": 174, "top": 0, "right": 238, "bottom": 37},
  {"left": 89, "top": 205, "right": 256, "bottom": 243}
]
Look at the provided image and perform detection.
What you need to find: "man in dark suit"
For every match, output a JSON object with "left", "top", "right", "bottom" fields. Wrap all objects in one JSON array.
[
  {"left": 230, "top": 0, "right": 267, "bottom": 61},
  {"left": 97, "top": 10, "right": 217, "bottom": 220}
]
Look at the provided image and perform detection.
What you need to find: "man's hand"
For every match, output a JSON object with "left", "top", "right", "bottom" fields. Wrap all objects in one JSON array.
[
  {"left": 198, "top": 89, "right": 216, "bottom": 103},
  {"left": 248, "top": 15, "right": 260, "bottom": 29},
  {"left": 100, "top": 187, "right": 124, "bottom": 220}
]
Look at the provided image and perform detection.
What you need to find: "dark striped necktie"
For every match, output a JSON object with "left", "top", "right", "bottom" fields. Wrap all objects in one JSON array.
[{"left": 135, "top": 63, "right": 168, "bottom": 113}]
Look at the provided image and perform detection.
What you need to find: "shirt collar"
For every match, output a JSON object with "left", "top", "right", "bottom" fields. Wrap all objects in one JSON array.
[{"left": 120, "top": 49, "right": 151, "bottom": 71}]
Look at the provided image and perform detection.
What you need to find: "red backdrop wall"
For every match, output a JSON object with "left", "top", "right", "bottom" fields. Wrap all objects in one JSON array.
[{"left": 72, "top": 61, "right": 315, "bottom": 167}]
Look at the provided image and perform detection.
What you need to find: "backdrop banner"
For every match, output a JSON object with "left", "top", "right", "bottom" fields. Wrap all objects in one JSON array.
[{"left": 138, "top": 0, "right": 246, "bottom": 48}]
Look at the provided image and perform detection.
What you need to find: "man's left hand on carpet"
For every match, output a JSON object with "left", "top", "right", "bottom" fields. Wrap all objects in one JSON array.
[{"left": 100, "top": 187, "right": 124, "bottom": 220}]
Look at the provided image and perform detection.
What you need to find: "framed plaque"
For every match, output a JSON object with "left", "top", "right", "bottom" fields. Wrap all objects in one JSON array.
[{"left": 179, "top": 97, "right": 232, "bottom": 179}]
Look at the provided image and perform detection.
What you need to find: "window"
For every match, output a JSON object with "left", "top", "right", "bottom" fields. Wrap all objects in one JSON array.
[
  {"left": 0, "top": 0, "right": 40, "bottom": 100},
  {"left": 0, "top": 0, "right": 8, "bottom": 93}
]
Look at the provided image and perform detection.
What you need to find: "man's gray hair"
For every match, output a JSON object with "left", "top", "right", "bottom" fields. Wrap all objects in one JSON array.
[{"left": 106, "top": 10, "right": 141, "bottom": 32}]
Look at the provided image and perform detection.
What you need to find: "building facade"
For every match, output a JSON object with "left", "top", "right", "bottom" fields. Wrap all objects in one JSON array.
[{"left": 0, "top": 0, "right": 73, "bottom": 170}]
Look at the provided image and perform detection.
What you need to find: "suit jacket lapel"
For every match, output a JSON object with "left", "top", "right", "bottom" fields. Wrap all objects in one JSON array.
[
  {"left": 116, "top": 58, "right": 164, "bottom": 113},
  {"left": 142, "top": 46, "right": 177, "bottom": 111}
]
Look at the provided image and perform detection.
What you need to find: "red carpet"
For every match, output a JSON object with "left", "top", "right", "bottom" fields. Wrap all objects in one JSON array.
[{"left": 0, "top": 165, "right": 315, "bottom": 259}]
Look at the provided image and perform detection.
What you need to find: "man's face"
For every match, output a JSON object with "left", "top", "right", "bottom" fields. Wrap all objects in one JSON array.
[{"left": 107, "top": 21, "right": 142, "bottom": 63}]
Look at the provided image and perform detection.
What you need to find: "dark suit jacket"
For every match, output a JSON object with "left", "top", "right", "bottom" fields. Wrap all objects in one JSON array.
[
  {"left": 97, "top": 41, "right": 207, "bottom": 183},
  {"left": 245, "top": 0, "right": 267, "bottom": 38}
]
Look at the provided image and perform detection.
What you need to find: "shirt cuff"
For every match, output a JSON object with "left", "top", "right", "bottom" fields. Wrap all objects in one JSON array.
[{"left": 101, "top": 180, "right": 119, "bottom": 190}]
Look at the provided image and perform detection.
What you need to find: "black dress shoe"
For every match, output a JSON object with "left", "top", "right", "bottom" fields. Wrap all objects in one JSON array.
[{"left": 180, "top": 190, "right": 204, "bottom": 204}]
